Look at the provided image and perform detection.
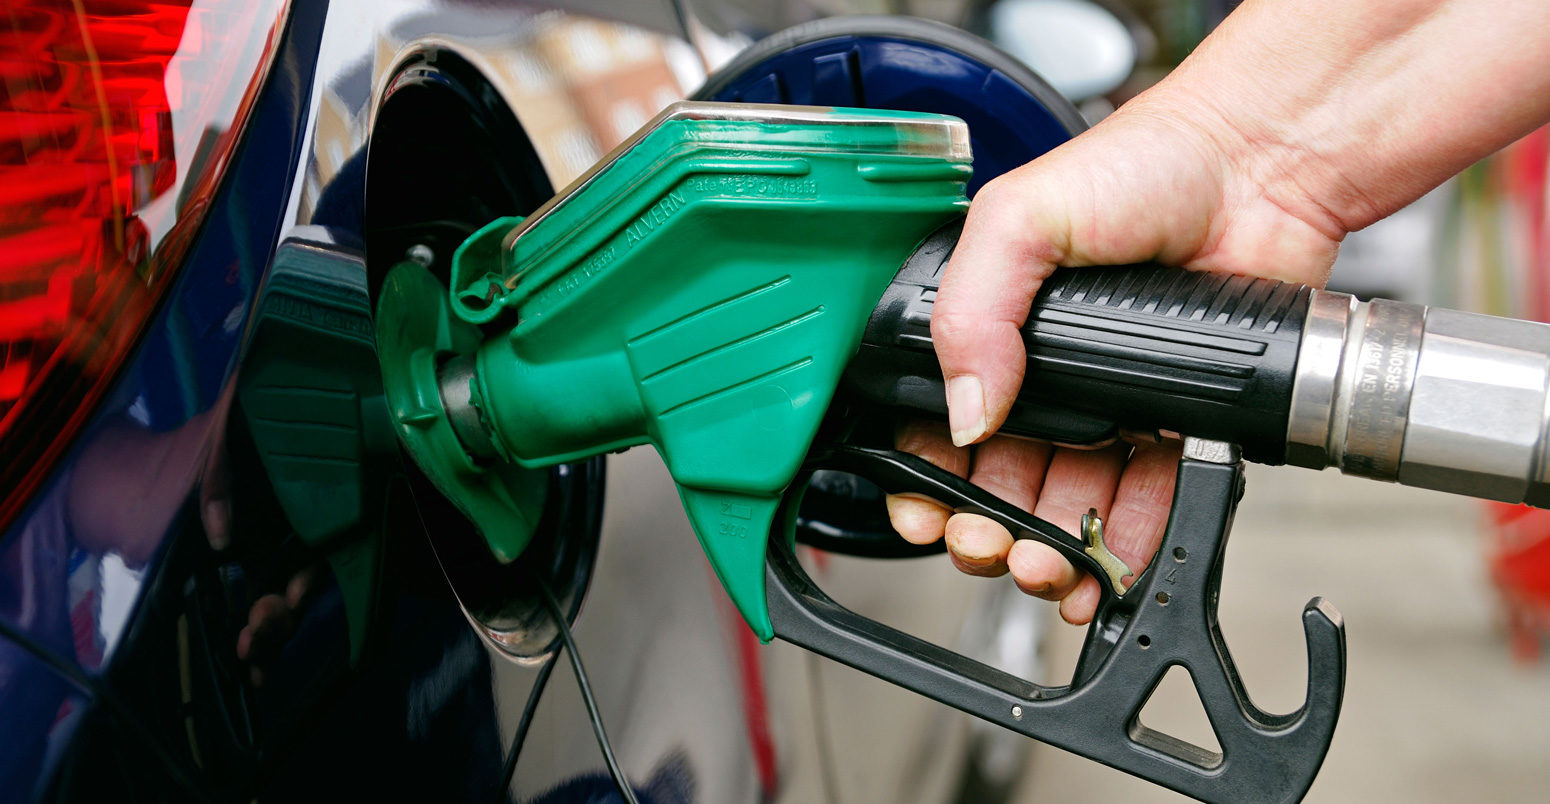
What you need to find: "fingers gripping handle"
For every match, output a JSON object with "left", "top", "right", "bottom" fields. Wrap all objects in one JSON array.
[
  {"left": 768, "top": 444, "right": 1345, "bottom": 803},
  {"left": 819, "top": 446, "right": 1134, "bottom": 594},
  {"left": 844, "top": 220, "right": 1311, "bottom": 463}
]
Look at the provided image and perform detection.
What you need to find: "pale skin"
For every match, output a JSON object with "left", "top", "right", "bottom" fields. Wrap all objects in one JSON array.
[{"left": 890, "top": 0, "right": 1550, "bottom": 624}]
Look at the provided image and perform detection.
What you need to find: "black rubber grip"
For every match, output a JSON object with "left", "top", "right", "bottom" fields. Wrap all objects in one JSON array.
[{"left": 843, "top": 220, "right": 1311, "bottom": 464}]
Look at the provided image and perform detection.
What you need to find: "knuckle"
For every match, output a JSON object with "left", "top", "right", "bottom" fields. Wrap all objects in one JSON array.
[
  {"left": 970, "top": 470, "right": 1021, "bottom": 503},
  {"left": 930, "top": 310, "right": 985, "bottom": 347},
  {"left": 895, "top": 422, "right": 967, "bottom": 475},
  {"left": 968, "top": 177, "right": 1009, "bottom": 211},
  {"left": 979, "top": 437, "right": 1052, "bottom": 477},
  {"left": 1124, "top": 468, "right": 1178, "bottom": 510},
  {"left": 1109, "top": 505, "right": 1167, "bottom": 539},
  {"left": 969, "top": 466, "right": 1039, "bottom": 509}
]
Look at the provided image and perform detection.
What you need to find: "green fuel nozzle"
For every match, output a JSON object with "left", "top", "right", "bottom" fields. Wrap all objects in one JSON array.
[
  {"left": 376, "top": 99, "right": 1350, "bottom": 801},
  {"left": 375, "top": 102, "right": 971, "bottom": 639}
]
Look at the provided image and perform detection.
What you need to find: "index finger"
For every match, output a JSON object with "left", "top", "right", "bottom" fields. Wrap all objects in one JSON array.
[{"left": 932, "top": 178, "right": 1068, "bottom": 447}]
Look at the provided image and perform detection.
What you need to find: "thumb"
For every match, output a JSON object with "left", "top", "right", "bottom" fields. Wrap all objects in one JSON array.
[{"left": 931, "top": 180, "right": 1067, "bottom": 446}]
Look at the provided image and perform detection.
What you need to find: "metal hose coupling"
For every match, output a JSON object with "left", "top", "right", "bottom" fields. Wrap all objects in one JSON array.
[{"left": 1286, "top": 289, "right": 1550, "bottom": 506}]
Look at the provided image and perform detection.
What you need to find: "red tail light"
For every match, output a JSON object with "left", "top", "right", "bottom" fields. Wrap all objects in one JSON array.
[{"left": 0, "top": 0, "right": 289, "bottom": 530}]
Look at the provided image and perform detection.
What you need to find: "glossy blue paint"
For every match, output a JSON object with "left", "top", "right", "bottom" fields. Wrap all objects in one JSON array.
[
  {"left": 0, "top": 0, "right": 330, "bottom": 791},
  {"left": 0, "top": 632, "right": 89, "bottom": 801}
]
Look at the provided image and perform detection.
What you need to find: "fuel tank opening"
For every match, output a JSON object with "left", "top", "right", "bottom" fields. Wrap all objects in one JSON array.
[{"left": 366, "top": 45, "right": 603, "bottom": 659}]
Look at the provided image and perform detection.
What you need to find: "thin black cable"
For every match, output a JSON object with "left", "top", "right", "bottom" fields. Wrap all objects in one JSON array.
[
  {"left": 495, "top": 646, "right": 559, "bottom": 802},
  {"left": 535, "top": 578, "right": 640, "bottom": 804},
  {"left": 0, "top": 616, "right": 212, "bottom": 801}
]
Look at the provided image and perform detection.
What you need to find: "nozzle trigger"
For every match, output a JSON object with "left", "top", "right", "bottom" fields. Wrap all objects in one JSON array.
[{"left": 766, "top": 442, "right": 1346, "bottom": 803}]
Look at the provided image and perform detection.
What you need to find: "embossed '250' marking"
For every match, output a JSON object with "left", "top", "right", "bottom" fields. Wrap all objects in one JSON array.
[{"left": 719, "top": 520, "right": 748, "bottom": 539}]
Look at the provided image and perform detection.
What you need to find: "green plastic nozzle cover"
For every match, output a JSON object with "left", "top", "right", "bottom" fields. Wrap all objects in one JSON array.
[{"left": 378, "top": 102, "right": 970, "bottom": 639}]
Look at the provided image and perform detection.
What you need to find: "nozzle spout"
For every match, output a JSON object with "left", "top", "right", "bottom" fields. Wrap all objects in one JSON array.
[{"left": 1287, "top": 290, "right": 1550, "bottom": 506}]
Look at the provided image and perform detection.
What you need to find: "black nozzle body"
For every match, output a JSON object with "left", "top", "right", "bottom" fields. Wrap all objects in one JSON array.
[{"left": 844, "top": 221, "right": 1311, "bottom": 464}]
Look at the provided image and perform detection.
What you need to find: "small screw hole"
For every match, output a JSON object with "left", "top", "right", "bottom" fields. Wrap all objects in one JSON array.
[
  {"left": 1173, "top": 547, "right": 1188, "bottom": 562},
  {"left": 1138, "top": 635, "right": 1152, "bottom": 649},
  {"left": 1156, "top": 592, "right": 1171, "bottom": 606}
]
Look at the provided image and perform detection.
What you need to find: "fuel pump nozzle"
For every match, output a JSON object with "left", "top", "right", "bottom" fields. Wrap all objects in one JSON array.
[
  {"left": 374, "top": 100, "right": 1546, "bottom": 803},
  {"left": 379, "top": 102, "right": 974, "bottom": 637}
]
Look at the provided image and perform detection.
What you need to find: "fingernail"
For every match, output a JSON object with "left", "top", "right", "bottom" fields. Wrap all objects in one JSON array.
[
  {"left": 946, "top": 374, "right": 986, "bottom": 447},
  {"left": 955, "top": 551, "right": 996, "bottom": 570},
  {"left": 951, "top": 553, "right": 995, "bottom": 574},
  {"left": 1015, "top": 578, "right": 1051, "bottom": 596}
]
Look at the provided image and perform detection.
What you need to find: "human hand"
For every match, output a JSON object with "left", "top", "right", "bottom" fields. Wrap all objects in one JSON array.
[{"left": 889, "top": 88, "right": 1341, "bottom": 625}]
